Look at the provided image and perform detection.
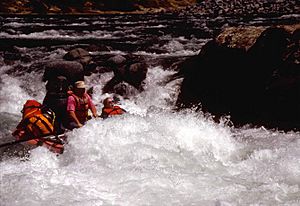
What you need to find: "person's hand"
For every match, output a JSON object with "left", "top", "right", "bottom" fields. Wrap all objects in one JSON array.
[
  {"left": 78, "top": 123, "right": 83, "bottom": 128},
  {"left": 12, "top": 129, "right": 25, "bottom": 140},
  {"left": 93, "top": 113, "right": 99, "bottom": 118}
]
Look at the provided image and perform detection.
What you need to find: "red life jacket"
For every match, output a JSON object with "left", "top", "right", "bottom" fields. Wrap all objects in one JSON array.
[
  {"left": 13, "top": 100, "right": 64, "bottom": 154},
  {"left": 70, "top": 93, "right": 89, "bottom": 124},
  {"left": 102, "top": 106, "right": 125, "bottom": 118}
]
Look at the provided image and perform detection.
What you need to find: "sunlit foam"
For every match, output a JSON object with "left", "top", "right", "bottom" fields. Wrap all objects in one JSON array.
[{"left": 0, "top": 74, "right": 31, "bottom": 114}]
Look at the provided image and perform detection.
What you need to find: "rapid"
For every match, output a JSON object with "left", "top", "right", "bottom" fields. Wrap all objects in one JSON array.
[{"left": 1, "top": 14, "right": 300, "bottom": 205}]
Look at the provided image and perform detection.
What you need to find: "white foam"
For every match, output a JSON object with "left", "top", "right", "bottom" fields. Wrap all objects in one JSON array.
[
  {"left": 0, "top": 30, "right": 117, "bottom": 40},
  {"left": 1, "top": 14, "right": 300, "bottom": 205},
  {"left": 0, "top": 74, "right": 31, "bottom": 115}
]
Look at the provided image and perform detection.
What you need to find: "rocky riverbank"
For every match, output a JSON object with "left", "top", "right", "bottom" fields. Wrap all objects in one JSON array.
[
  {"left": 1, "top": 0, "right": 299, "bottom": 16},
  {"left": 0, "top": 0, "right": 196, "bottom": 14},
  {"left": 185, "top": 0, "right": 299, "bottom": 17}
]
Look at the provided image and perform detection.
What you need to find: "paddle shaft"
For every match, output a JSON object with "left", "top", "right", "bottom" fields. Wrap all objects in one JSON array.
[{"left": 0, "top": 134, "right": 65, "bottom": 148}]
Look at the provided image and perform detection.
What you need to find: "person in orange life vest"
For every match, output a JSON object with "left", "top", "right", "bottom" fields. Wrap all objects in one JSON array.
[
  {"left": 12, "top": 100, "right": 64, "bottom": 154},
  {"left": 100, "top": 97, "right": 126, "bottom": 119},
  {"left": 13, "top": 100, "right": 54, "bottom": 142},
  {"left": 67, "top": 81, "right": 98, "bottom": 129}
]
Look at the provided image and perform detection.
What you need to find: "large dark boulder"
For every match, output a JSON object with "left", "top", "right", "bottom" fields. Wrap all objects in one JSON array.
[
  {"left": 123, "top": 62, "right": 148, "bottom": 89},
  {"left": 175, "top": 26, "right": 300, "bottom": 131},
  {"left": 63, "top": 48, "right": 92, "bottom": 67},
  {"left": 63, "top": 48, "right": 99, "bottom": 76},
  {"left": 176, "top": 40, "right": 254, "bottom": 124},
  {"left": 103, "top": 55, "right": 148, "bottom": 94},
  {"left": 43, "top": 60, "right": 84, "bottom": 85}
]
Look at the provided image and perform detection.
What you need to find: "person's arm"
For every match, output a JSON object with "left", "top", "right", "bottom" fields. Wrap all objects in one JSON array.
[
  {"left": 115, "top": 105, "right": 126, "bottom": 114},
  {"left": 12, "top": 121, "right": 27, "bottom": 140},
  {"left": 91, "top": 105, "right": 98, "bottom": 118},
  {"left": 86, "top": 94, "right": 98, "bottom": 118},
  {"left": 67, "top": 96, "right": 83, "bottom": 127},
  {"left": 100, "top": 108, "right": 108, "bottom": 119},
  {"left": 12, "top": 128, "right": 26, "bottom": 140},
  {"left": 68, "top": 111, "right": 83, "bottom": 127}
]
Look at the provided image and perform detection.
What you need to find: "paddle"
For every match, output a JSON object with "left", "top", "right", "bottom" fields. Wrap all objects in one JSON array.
[{"left": 0, "top": 133, "right": 66, "bottom": 148}]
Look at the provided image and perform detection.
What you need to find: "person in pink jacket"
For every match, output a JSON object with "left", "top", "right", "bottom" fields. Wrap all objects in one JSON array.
[{"left": 67, "top": 81, "right": 98, "bottom": 129}]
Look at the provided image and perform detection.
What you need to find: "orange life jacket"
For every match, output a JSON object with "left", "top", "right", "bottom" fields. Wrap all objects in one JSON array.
[
  {"left": 22, "top": 99, "right": 42, "bottom": 119},
  {"left": 70, "top": 93, "right": 89, "bottom": 124},
  {"left": 14, "top": 100, "right": 64, "bottom": 154},
  {"left": 102, "top": 106, "right": 125, "bottom": 118}
]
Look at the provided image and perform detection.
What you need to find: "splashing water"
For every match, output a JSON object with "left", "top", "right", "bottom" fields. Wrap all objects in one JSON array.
[
  {"left": 1, "top": 14, "right": 300, "bottom": 206},
  {"left": 1, "top": 64, "right": 300, "bottom": 205}
]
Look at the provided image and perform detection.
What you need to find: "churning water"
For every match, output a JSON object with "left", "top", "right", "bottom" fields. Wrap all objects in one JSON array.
[{"left": 0, "top": 14, "right": 300, "bottom": 205}]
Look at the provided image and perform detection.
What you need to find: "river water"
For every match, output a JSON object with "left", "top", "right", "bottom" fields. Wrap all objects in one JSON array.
[{"left": 0, "top": 13, "right": 300, "bottom": 205}]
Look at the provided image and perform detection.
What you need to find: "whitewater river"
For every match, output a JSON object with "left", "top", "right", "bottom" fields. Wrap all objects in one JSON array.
[{"left": 0, "top": 13, "right": 300, "bottom": 205}]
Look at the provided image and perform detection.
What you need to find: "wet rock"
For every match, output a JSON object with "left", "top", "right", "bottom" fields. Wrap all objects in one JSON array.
[
  {"left": 43, "top": 60, "right": 84, "bottom": 85},
  {"left": 5, "top": 64, "right": 28, "bottom": 75},
  {"left": 28, "top": 61, "right": 45, "bottom": 73},
  {"left": 0, "top": 56, "right": 4, "bottom": 67},
  {"left": 174, "top": 25, "right": 300, "bottom": 131},
  {"left": 86, "top": 44, "right": 112, "bottom": 52},
  {"left": 83, "top": 62, "right": 98, "bottom": 76},
  {"left": 20, "top": 55, "right": 32, "bottom": 63},
  {"left": 216, "top": 26, "right": 266, "bottom": 50},
  {"left": 3, "top": 52, "right": 21, "bottom": 61},
  {"left": 93, "top": 66, "right": 113, "bottom": 74},
  {"left": 103, "top": 54, "right": 148, "bottom": 93},
  {"left": 125, "top": 62, "right": 148, "bottom": 89},
  {"left": 107, "top": 55, "right": 127, "bottom": 66},
  {"left": 63, "top": 48, "right": 92, "bottom": 67},
  {"left": 2, "top": 46, "right": 23, "bottom": 65},
  {"left": 112, "top": 83, "right": 128, "bottom": 96}
]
